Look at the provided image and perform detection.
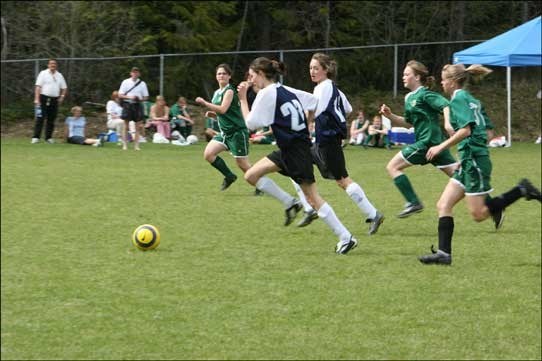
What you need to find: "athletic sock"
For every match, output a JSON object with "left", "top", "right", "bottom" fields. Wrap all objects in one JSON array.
[
  {"left": 291, "top": 179, "right": 313, "bottom": 212},
  {"left": 317, "top": 202, "right": 351, "bottom": 243},
  {"left": 393, "top": 174, "right": 420, "bottom": 205},
  {"left": 256, "top": 177, "right": 296, "bottom": 208},
  {"left": 346, "top": 182, "right": 377, "bottom": 219},
  {"left": 485, "top": 186, "right": 523, "bottom": 214},
  {"left": 210, "top": 156, "right": 235, "bottom": 179},
  {"left": 438, "top": 216, "right": 454, "bottom": 255}
]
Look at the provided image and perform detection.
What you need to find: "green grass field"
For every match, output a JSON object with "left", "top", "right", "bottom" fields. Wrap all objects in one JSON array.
[{"left": 1, "top": 139, "right": 541, "bottom": 360}]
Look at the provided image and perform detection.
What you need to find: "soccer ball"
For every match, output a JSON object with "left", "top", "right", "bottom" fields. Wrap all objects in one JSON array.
[
  {"left": 186, "top": 135, "right": 198, "bottom": 144},
  {"left": 132, "top": 224, "right": 160, "bottom": 251}
]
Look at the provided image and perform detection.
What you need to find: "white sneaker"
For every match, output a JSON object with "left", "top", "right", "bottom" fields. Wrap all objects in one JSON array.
[
  {"left": 536, "top": 136, "right": 541, "bottom": 144},
  {"left": 139, "top": 137, "right": 147, "bottom": 143},
  {"left": 31, "top": 138, "right": 40, "bottom": 144},
  {"left": 172, "top": 139, "right": 189, "bottom": 146},
  {"left": 46, "top": 138, "right": 54, "bottom": 144}
]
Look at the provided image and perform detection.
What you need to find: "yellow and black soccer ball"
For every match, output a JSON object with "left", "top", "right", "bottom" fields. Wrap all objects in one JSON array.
[{"left": 132, "top": 224, "right": 160, "bottom": 251}]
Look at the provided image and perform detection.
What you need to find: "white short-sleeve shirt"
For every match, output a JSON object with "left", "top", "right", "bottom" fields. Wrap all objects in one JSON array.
[
  {"left": 106, "top": 100, "right": 124, "bottom": 121},
  {"left": 35, "top": 69, "right": 68, "bottom": 97},
  {"left": 118, "top": 78, "right": 149, "bottom": 101},
  {"left": 313, "top": 79, "right": 352, "bottom": 117}
]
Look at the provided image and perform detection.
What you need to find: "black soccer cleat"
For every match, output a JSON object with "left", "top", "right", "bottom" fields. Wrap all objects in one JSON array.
[
  {"left": 297, "top": 210, "right": 318, "bottom": 227},
  {"left": 518, "top": 178, "right": 542, "bottom": 202},
  {"left": 397, "top": 202, "right": 424, "bottom": 218},
  {"left": 335, "top": 236, "right": 358, "bottom": 255},
  {"left": 254, "top": 188, "right": 265, "bottom": 196},
  {"left": 418, "top": 245, "right": 452, "bottom": 265},
  {"left": 366, "top": 211, "right": 384, "bottom": 235},
  {"left": 220, "top": 175, "right": 237, "bottom": 191},
  {"left": 491, "top": 209, "right": 505, "bottom": 230},
  {"left": 284, "top": 201, "right": 303, "bottom": 226}
]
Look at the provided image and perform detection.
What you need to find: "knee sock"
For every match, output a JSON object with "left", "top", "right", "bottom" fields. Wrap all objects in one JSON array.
[
  {"left": 393, "top": 174, "right": 420, "bottom": 205},
  {"left": 256, "top": 177, "right": 296, "bottom": 208},
  {"left": 317, "top": 202, "right": 351, "bottom": 243},
  {"left": 485, "top": 186, "right": 523, "bottom": 214},
  {"left": 211, "top": 156, "right": 235, "bottom": 179},
  {"left": 345, "top": 182, "right": 377, "bottom": 219},
  {"left": 291, "top": 179, "right": 313, "bottom": 212},
  {"left": 438, "top": 216, "right": 454, "bottom": 255}
]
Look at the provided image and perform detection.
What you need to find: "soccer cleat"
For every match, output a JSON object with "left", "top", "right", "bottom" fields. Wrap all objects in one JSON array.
[
  {"left": 220, "top": 175, "right": 237, "bottom": 191},
  {"left": 397, "top": 202, "right": 424, "bottom": 218},
  {"left": 518, "top": 178, "right": 542, "bottom": 202},
  {"left": 297, "top": 210, "right": 318, "bottom": 227},
  {"left": 366, "top": 211, "right": 384, "bottom": 235},
  {"left": 491, "top": 209, "right": 505, "bottom": 230},
  {"left": 31, "top": 138, "right": 40, "bottom": 144},
  {"left": 254, "top": 188, "right": 265, "bottom": 196},
  {"left": 46, "top": 138, "right": 55, "bottom": 144},
  {"left": 335, "top": 236, "right": 358, "bottom": 255},
  {"left": 284, "top": 201, "right": 303, "bottom": 226},
  {"left": 418, "top": 245, "right": 452, "bottom": 265}
]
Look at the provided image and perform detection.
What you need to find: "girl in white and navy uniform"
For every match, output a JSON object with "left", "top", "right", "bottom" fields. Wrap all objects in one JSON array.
[
  {"left": 237, "top": 57, "right": 358, "bottom": 255},
  {"left": 305, "top": 52, "right": 384, "bottom": 236}
]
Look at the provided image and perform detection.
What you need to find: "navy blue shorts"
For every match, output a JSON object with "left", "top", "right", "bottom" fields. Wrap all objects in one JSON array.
[
  {"left": 67, "top": 136, "right": 86, "bottom": 145},
  {"left": 313, "top": 136, "right": 348, "bottom": 180},
  {"left": 267, "top": 139, "right": 315, "bottom": 185}
]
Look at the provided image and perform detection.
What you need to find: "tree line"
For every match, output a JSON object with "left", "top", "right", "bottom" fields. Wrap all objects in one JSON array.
[{"left": 1, "top": 1, "right": 540, "bottom": 108}]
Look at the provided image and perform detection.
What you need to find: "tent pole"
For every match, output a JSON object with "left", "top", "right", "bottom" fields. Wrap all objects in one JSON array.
[{"left": 506, "top": 66, "right": 512, "bottom": 147}]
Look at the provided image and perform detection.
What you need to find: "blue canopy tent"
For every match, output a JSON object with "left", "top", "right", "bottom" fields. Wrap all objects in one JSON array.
[{"left": 453, "top": 16, "right": 541, "bottom": 146}]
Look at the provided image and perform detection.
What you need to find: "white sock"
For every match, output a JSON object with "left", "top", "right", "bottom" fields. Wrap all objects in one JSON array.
[
  {"left": 290, "top": 179, "right": 313, "bottom": 213},
  {"left": 317, "top": 202, "right": 351, "bottom": 243},
  {"left": 256, "top": 177, "right": 296, "bottom": 208},
  {"left": 346, "top": 182, "right": 377, "bottom": 219}
]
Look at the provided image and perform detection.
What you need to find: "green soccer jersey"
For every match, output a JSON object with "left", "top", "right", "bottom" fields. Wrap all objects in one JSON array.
[
  {"left": 211, "top": 84, "right": 246, "bottom": 135},
  {"left": 170, "top": 103, "right": 190, "bottom": 119},
  {"left": 450, "top": 89, "right": 489, "bottom": 157},
  {"left": 404, "top": 86, "right": 449, "bottom": 146}
]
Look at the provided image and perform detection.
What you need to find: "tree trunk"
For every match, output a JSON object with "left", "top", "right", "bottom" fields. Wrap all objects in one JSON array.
[
  {"left": 324, "top": 1, "right": 331, "bottom": 48},
  {"left": 232, "top": 1, "right": 249, "bottom": 74},
  {"left": 1, "top": 16, "right": 7, "bottom": 60}
]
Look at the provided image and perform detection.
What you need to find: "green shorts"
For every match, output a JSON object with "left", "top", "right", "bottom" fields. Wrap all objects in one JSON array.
[
  {"left": 452, "top": 154, "right": 493, "bottom": 195},
  {"left": 401, "top": 141, "right": 457, "bottom": 169},
  {"left": 213, "top": 130, "right": 249, "bottom": 157}
]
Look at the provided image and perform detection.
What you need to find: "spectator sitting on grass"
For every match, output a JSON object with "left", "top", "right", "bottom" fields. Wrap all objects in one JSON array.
[
  {"left": 64, "top": 106, "right": 104, "bottom": 147},
  {"left": 363, "top": 114, "right": 391, "bottom": 149},
  {"left": 146, "top": 95, "right": 171, "bottom": 140},
  {"left": 170, "top": 96, "right": 195, "bottom": 139},
  {"left": 349, "top": 110, "right": 369, "bottom": 145}
]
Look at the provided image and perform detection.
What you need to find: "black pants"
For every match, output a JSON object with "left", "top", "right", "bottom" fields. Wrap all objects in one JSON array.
[{"left": 33, "top": 94, "right": 59, "bottom": 139}]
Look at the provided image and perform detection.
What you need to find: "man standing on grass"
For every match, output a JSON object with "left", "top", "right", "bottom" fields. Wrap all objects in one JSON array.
[{"left": 32, "top": 58, "right": 68, "bottom": 144}]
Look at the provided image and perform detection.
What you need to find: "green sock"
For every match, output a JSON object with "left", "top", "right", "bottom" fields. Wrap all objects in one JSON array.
[
  {"left": 210, "top": 156, "right": 235, "bottom": 179},
  {"left": 393, "top": 174, "right": 420, "bottom": 205}
]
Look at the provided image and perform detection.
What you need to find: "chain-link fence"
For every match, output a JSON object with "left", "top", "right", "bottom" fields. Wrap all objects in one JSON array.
[
  {"left": 3, "top": 39, "right": 541, "bottom": 141},
  {"left": 1, "top": 40, "right": 485, "bottom": 107}
]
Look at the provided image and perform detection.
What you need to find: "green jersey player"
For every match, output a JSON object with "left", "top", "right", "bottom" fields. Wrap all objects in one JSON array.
[
  {"left": 381, "top": 60, "right": 458, "bottom": 218},
  {"left": 195, "top": 63, "right": 251, "bottom": 191},
  {"left": 419, "top": 63, "right": 541, "bottom": 265}
]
